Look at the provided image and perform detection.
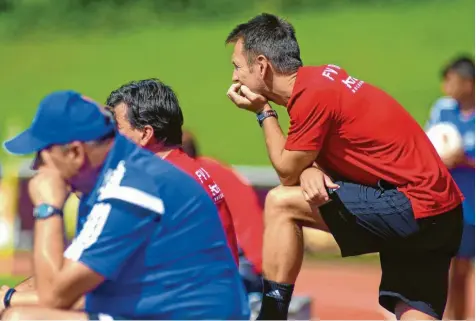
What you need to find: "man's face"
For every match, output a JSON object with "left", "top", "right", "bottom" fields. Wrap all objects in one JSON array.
[
  {"left": 231, "top": 39, "right": 265, "bottom": 94},
  {"left": 442, "top": 71, "right": 474, "bottom": 101},
  {"left": 113, "top": 103, "right": 144, "bottom": 145},
  {"left": 35, "top": 143, "right": 98, "bottom": 194}
]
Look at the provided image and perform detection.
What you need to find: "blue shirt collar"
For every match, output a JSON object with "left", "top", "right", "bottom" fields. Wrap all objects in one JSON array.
[{"left": 84, "top": 134, "right": 135, "bottom": 207}]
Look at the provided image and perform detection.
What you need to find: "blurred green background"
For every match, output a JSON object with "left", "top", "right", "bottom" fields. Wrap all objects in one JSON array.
[
  {"left": 0, "top": 0, "right": 473, "bottom": 166},
  {"left": 0, "top": 275, "right": 23, "bottom": 287}
]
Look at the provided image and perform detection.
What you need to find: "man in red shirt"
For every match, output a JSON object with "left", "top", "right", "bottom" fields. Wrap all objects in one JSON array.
[
  {"left": 225, "top": 13, "right": 464, "bottom": 320},
  {"left": 105, "top": 79, "right": 239, "bottom": 264},
  {"left": 181, "top": 130, "right": 264, "bottom": 294}
]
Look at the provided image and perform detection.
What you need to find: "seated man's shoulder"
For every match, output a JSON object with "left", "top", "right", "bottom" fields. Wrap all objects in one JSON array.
[
  {"left": 113, "top": 148, "right": 189, "bottom": 187},
  {"left": 95, "top": 160, "right": 165, "bottom": 215},
  {"left": 115, "top": 137, "right": 209, "bottom": 189},
  {"left": 97, "top": 157, "right": 208, "bottom": 216}
]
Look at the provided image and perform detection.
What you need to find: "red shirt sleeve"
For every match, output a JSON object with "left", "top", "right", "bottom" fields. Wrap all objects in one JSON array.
[{"left": 284, "top": 89, "right": 337, "bottom": 151}]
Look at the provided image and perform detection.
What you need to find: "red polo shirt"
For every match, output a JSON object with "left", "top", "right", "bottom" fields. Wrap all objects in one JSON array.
[
  {"left": 285, "top": 65, "right": 463, "bottom": 219},
  {"left": 197, "top": 156, "right": 263, "bottom": 273},
  {"left": 165, "top": 149, "right": 239, "bottom": 264}
]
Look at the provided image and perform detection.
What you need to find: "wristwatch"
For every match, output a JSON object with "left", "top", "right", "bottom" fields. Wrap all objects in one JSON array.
[
  {"left": 257, "top": 109, "right": 278, "bottom": 127},
  {"left": 33, "top": 204, "right": 64, "bottom": 219},
  {"left": 3, "top": 288, "right": 15, "bottom": 308}
]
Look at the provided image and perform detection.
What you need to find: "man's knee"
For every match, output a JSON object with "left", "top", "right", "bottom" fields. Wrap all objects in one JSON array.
[
  {"left": 265, "top": 186, "right": 296, "bottom": 211},
  {"left": 264, "top": 186, "right": 300, "bottom": 224},
  {"left": 264, "top": 185, "right": 327, "bottom": 230}
]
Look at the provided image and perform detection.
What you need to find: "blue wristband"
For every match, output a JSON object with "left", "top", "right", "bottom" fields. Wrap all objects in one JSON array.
[
  {"left": 4, "top": 288, "right": 15, "bottom": 308},
  {"left": 257, "top": 110, "right": 278, "bottom": 127}
]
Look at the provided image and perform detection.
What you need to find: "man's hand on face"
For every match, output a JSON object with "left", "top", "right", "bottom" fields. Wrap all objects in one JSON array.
[
  {"left": 28, "top": 152, "right": 70, "bottom": 209},
  {"left": 226, "top": 83, "right": 270, "bottom": 114}
]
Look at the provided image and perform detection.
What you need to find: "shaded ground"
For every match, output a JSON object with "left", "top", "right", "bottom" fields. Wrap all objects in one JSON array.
[
  {"left": 296, "top": 262, "right": 386, "bottom": 319},
  {"left": 0, "top": 252, "right": 387, "bottom": 319}
]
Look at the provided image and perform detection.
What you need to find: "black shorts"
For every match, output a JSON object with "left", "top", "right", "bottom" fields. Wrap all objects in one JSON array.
[{"left": 319, "top": 180, "right": 463, "bottom": 319}]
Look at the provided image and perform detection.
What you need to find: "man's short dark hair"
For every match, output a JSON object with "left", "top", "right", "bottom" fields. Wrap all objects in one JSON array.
[
  {"left": 226, "top": 13, "right": 303, "bottom": 74},
  {"left": 106, "top": 78, "right": 183, "bottom": 146},
  {"left": 442, "top": 56, "right": 475, "bottom": 80}
]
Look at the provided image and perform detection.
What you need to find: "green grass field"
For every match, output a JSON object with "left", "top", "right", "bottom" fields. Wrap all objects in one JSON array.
[
  {"left": 0, "top": 0, "right": 473, "bottom": 166},
  {"left": 0, "top": 275, "right": 24, "bottom": 287}
]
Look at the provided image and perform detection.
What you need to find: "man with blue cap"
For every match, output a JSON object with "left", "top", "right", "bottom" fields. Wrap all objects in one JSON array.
[{"left": 0, "top": 90, "right": 250, "bottom": 320}]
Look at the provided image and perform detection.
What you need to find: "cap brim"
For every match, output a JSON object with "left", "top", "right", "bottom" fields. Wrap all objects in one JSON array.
[{"left": 3, "top": 129, "right": 50, "bottom": 155}]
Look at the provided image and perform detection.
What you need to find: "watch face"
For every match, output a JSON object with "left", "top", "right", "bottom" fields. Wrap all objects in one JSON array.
[{"left": 34, "top": 204, "right": 57, "bottom": 219}]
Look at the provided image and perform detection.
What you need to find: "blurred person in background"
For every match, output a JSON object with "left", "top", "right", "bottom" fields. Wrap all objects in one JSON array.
[
  {"left": 105, "top": 78, "right": 240, "bottom": 264},
  {"left": 181, "top": 130, "right": 264, "bottom": 295},
  {"left": 426, "top": 56, "right": 475, "bottom": 320}
]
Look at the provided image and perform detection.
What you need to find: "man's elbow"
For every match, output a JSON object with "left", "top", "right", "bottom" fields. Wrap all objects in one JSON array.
[
  {"left": 274, "top": 156, "right": 309, "bottom": 186},
  {"left": 277, "top": 169, "right": 300, "bottom": 186},
  {"left": 38, "top": 290, "right": 74, "bottom": 309}
]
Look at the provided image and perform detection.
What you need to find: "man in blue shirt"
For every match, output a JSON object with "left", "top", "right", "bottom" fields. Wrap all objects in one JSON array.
[
  {"left": 0, "top": 91, "right": 250, "bottom": 320},
  {"left": 426, "top": 56, "right": 475, "bottom": 320}
]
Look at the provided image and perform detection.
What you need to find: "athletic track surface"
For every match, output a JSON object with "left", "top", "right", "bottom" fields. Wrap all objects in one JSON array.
[{"left": 1, "top": 253, "right": 388, "bottom": 319}]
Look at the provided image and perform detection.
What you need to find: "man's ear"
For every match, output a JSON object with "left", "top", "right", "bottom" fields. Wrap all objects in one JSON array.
[
  {"left": 140, "top": 125, "right": 155, "bottom": 147},
  {"left": 256, "top": 54, "right": 270, "bottom": 80},
  {"left": 65, "top": 141, "right": 86, "bottom": 170}
]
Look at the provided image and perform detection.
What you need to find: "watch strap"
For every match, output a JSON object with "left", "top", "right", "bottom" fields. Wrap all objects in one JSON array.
[
  {"left": 3, "top": 288, "right": 15, "bottom": 308},
  {"left": 33, "top": 204, "right": 64, "bottom": 219},
  {"left": 257, "top": 110, "right": 278, "bottom": 127}
]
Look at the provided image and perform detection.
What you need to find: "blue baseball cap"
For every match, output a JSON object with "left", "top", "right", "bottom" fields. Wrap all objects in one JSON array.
[{"left": 3, "top": 90, "right": 116, "bottom": 155}]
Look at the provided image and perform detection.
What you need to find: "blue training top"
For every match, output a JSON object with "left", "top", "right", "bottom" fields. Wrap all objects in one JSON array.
[
  {"left": 427, "top": 97, "right": 475, "bottom": 225},
  {"left": 66, "top": 134, "right": 250, "bottom": 319}
]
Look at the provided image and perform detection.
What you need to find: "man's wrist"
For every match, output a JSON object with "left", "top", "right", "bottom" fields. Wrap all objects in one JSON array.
[
  {"left": 311, "top": 162, "right": 321, "bottom": 170},
  {"left": 33, "top": 204, "right": 64, "bottom": 220},
  {"left": 256, "top": 103, "right": 273, "bottom": 114},
  {"left": 257, "top": 109, "right": 278, "bottom": 127}
]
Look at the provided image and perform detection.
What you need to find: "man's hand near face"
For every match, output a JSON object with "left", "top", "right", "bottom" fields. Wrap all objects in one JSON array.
[
  {"left": 226, "top": 83, "right": 270, "bottom": 114},
  {"left": 28, "top": 157, "right": 70, "bottom": 304},
  {"left": 28, "top": 168, "right": 70, "bottom": 209},
  {"left": 29, "top": 150, "right": 72, "bottom": 208}
]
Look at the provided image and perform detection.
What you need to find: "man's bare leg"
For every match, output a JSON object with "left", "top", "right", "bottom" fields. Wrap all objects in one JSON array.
[
  {"left": 467, "top": 263, "right": 474, "bottom": 320},
  {"left": 257, "top": 185, "right": 329, "bottom": 320},
  {"left": 444, "top": 257, "right": 473, "bottom": 320},
  {"left": 257, "top": 185, "right": 442, "bottom": 321},
  {"left": 262, "top": 186, "right": 329, "bottom": 283},
  {"left": 2, "top": 307, "right": 88, "bottom": 321},
  {"left": 395, "top": 302, "right": 437, "bottom": 320}
]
